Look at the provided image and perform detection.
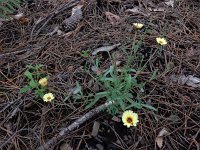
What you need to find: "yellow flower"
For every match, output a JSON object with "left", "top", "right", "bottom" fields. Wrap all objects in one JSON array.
[
  {"left": 122, "top": 110, "right": 139, "bottom": 128},
  {"left": 39, "top": 78, "right": 48, "bottom": 86},
  {"left": 133, "top": 23, "right": 144, "bottom": 29},
  {"left": 43, "top": 93, "right": 54, "bottom": 102},
  {"left": 156, "top": 37, "right": 167, "bottom": 45}
]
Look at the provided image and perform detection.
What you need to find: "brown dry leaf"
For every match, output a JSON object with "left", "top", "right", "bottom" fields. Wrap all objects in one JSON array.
[
  {"left": 0, "top": 45, "right": 3, "bottom": 51},
  {"left": 105, "top": 11, "right": 121, "bottom": 26},
  {"left": 125, "top": 7, "right": 150, "bottom": 16},
  {"left": 165, "top": 0, "right": 174, "bottom": 7},
  {"left": 91, "top": 121, "right": 100, "bottom": 137},
  {"left": 92, "top": 43, "right": 121, "bottom": 55},
  {"left": 18, "top": 17, "right": 29, "bottom": 25},
  {"left": 59, "top": 142, "right": 73, "bottom": 150},
  {"left": 169, "top": 75, "right": 200, "bottom": 88},
  {"left": 155, "top": 128, "right": 169, "bottom": 148}
]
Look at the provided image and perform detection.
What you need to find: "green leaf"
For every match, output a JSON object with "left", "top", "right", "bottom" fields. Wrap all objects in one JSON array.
[
  {"left": 0, "top": 5, "right": 13, "bottom": 14},
  {"left": 10, "top": 0, "right": 21, "bottom": 8},
  {"left": 0, "top": 12, "right": 10, "bottom": 19},
  {"left": 149, "top": 69, "right": 158, "bottom": 81},
  {"left": 116, "top": 97, "right": 126, "bottom": 111},
  {"left": 85, "top": 97, "right": 100, "bottom": 110},
  {"left": 35, "top": 64, "right": 43, "bottom": 70},
  {"left": 126, "top": 101, "right": 142, "bottom": 109},
  {"left": 96, "top": 91, "right": 108, "bottom": 97},
  {"left": 24, "top": 70, "right": 33, "bottom": 79},
  {"left": 19, "top": 85, "right": 31, "bottom": 93},
  {"left": 100, "top": 77, "right": 114, "bottom": 82},
  {"left": 141, "top": 103, "right": 157, "bottom": 111},
  {"left": 35, "top": 89, "right": 45, "bottom": 98},
  {"left": 5, "top": 2, "right": 15, "bottom": 11},
  {"left": 29, "top": 80, "right": 38, "bottom": 88}
]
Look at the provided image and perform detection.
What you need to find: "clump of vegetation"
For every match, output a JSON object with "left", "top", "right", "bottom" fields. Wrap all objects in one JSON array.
[
  {"left": 0, "top": 0, "right": 21, "bottom": 19},
  {"left": 19, "top": 64, "right": 48, "bottom": 99}
]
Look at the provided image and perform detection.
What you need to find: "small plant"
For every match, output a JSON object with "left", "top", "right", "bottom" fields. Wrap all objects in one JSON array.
[
  {"left": 0, "top": 0, "right": 21, "bottom": 19},
  {"left": 83, "top": 37, "right": 159, "bottom": 115},
  {"left": 20, "top": 64, "right": 48, "bottom": 98},
  {"left": 85, "top": 64, "right": 156, "bottom": 115},
  {"left": 81, "top": 50, "right": 89, "bottom": 58}
]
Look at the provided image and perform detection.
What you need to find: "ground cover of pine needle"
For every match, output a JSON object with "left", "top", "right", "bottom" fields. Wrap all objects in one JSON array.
[{"left": 0, "top": 0, "right": 200, "bottom": 149}]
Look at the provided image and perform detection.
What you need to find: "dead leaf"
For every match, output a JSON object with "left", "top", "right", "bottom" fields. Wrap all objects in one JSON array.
[
  {"left": 59, "top": 142, "right": 73, "bottom": 150},
  {"left": 155, "top": 128, "right": 169, "bottom": 149},
  {"left": 125, "top": 7, "right": 141, "bottom": 13},
  {"left": 165, "top": 0, "right": 174, "bottom": 7},
  {"left": 18, "top": 17, "right": 29, "bottom": 25},
  {"left": 112, "top": 116, "right": 120, "bottom": 122},
  {"left": 125, "top": 7, "right": 150, "bottom": 16},
  {"left": 105, "top": 12, "right": 121, "bottom": 26},
  {"left": 169, "top": 75, "right": 200, "bottom": 88},
  {"left": 12, "top": 13, "right": 24, "bottom": 20},
  {"left": 0, "top": 45, "right": 3, "bottom": 51},
  {"left": 92, "top": 43, "right": 121, "bottom": 55},
  {"left": 149, "top": 7, "right": 165, "bottom": 12},
  {"left": 91, "top": 121, "right": 100, "bottom": 137}
]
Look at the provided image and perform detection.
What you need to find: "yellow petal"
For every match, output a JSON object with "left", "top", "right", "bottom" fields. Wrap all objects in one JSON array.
[
  {"left": 122, "top": 110, "right": 139, "bottom": 128},
  {"left": 133, "top": 23, "right": 144, "bottom": 29},
  {"left": 156, "top": 37, "right": 167, "bottom": 45},
  {"left": 39, "top": 78, "right": 48, "bottom": 86},
  {"left": 43, "top": 93, "right": 54, "bottom": 102}
]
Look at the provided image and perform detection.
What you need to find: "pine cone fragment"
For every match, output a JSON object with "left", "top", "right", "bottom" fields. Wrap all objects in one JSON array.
[{"left": 62, "top": 5, "right": 83, "bottom": 32}]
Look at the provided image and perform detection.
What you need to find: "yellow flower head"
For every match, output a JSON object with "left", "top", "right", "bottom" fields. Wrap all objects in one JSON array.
[
  {"left": 156, "top": 37, "right": 167, "bottom": 45},
  {"left": 133, "top": 23, "right": 144, "bottom": 29},
  {"left": 39, "top": 78, "right": 48, "bottom": 86},
  {"left": 122, "top": 110, "right": 139, "bottom": 128},
  {"left": 43, "top": 93, "right": 54, "bottom": 102}
]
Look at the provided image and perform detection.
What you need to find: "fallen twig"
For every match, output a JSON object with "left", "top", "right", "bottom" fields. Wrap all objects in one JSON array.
[{"left": 37, "top": 101, "right": 112, "bottom": 150}]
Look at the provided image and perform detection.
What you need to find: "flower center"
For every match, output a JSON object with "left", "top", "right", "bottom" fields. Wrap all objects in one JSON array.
[
  {"left": 127, "top": 117, "right": 133, "bottom": 123},
  {"left": 47, "top": 96, "right": 51, "bottom": 100}
]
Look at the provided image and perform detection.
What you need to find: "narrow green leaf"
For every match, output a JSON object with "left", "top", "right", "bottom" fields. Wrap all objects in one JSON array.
[
  {"left": 100, "top": 77, "right": 114, "bottom": 82},
  {"left": 85, "top": 97, "right": 100, "bottom": 109},
  {"left": 24, "top": 70, "right": 33, "bottom": 79},
  {"left": 116, "top": 97, "right": 126, "bottom": 111},
  {"left": 141, "top": 103, "right": 157, "bottom": 111},
  {"left": 19, "top": 85, "right": 31, "bottom": 93},
  {"left": 126, "top": 101, "right": 142, "bottom": 109},
  {"left": 35, "top": 64, "right": 43, "bottom": 70},
  {"left": 0, "top": 5, "right": 13, "bottom": 14},
  {"left": 5, "top": 2, "right": 15, "bottom": 11},
  {"left": 10, "top": 0, "right": 21, "bottom": 8},
  {"left": 29, "top": 80, "right": 38, "bottom": 88},
  {"left": 96, "top": 91, "right": 108, "bottom": 97},
  {"left": 0, "top": 12, "right": 10, "bottom": 19},
  {"left": 149, "top": 69, "right": 158, "bottom": 81},
  {"left": 35, "top": 89, "right": 45, "bottom": 98}
]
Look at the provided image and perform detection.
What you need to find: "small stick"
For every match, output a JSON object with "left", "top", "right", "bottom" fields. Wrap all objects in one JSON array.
[{"left": 37, "top": 101, "right": 112, "bottom": 150}]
